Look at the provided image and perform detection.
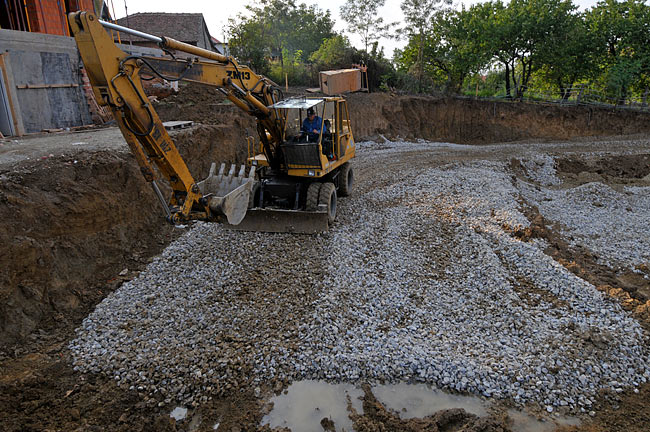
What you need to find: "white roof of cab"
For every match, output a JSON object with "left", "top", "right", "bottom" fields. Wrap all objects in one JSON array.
[{"left": 268, "top": 98, "right": 324, "bottom": 109}]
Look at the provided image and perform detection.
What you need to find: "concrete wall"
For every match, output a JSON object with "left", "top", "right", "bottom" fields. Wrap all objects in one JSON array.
[
  {"left": 0, "top": 29, "right": 163, "bottom": 135},
  {"left": 0, "top": 29, "right": 92, "bottom": 134}
]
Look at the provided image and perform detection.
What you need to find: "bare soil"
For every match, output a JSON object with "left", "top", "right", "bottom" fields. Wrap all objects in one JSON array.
[{"left": 2, "top": 85, "right": 650, "bottom": 431}]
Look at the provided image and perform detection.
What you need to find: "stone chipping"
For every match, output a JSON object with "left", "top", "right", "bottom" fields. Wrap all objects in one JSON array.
[
  {"left": 70, "top": 139, "right": 650, "bottom": 414},
  {"left": 521, "top": 179, "right": 650, "bottom": 271}
]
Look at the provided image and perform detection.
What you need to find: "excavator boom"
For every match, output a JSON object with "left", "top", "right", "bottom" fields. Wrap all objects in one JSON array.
[
  {"left": 69, "top": 12, "right": 283, "bottom": 224},
  {"left": 69, "top": 12, "right": 356, "bottom": 232}
]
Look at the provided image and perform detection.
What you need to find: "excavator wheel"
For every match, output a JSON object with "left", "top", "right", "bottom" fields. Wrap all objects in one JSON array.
[
  {"left": 306, "top": 182, "right": 321, "bottom": 211},
  {"left": 339, "top": 163, "right": 353, "bottom": 197},
  {"left": 319, "top": 182, "right": 337, "bottom": 224}
]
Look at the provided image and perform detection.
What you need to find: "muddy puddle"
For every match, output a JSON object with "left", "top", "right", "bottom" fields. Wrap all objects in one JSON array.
[
  {"left": 262, "top": 381, "right": 363, "bottom": 431},
  {"left": 262, "top": 381, "right": 581, "bottom": 432}
]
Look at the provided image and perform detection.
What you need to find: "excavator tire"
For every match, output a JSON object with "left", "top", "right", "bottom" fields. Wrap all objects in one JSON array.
[
  {"left": 306, "top": 182, "right": 321, "bottom": 211},
  {"left": 339, "top": 163, "right": 353, "bottom": 197},
  {"left": 319, "top": 182, "right": 337, "bottom": 224}
]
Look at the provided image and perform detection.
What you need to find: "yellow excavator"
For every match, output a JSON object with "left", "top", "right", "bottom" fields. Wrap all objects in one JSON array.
[{"left": 68, "top": 12, "right": 355, "bottom": 233}]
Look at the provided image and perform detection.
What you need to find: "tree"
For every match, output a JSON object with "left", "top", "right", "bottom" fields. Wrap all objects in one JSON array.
[
  {"left": 400, "top": 0, "right": 451, "bottom": 91},
  {"left": 430, "top": 8, "right": 493, "bottom": 92},
  {"left": 310, "top": 35, "right": 354, "bottom": 69},
  {"left": 586, "top": 0, "right": 650, "bottom": 102},
  {"left": 227, "top": 16, "right": 271, "bottom": 74},
  {"left": 535, "top": 12, "right": 597, "bottom": 99},
  {"left": 227, "top": 0, "right": 335, "bottom": 75},
  {"left": 472, "top": 0, "right": 578, "bottom": 98},
  {"left": 514, "top": 0, "right": 579, "bottom": 97},
  {"left": 340, "top": 0, "right": 396, "bottom": 53},
  {"left": 393, "top": 7, "right": 491, "bottom": 93}
]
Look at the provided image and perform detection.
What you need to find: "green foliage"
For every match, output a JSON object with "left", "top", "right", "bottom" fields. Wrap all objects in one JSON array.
[
  {"left": 227, "top": 0, "right": 335, "bottom": 75},
  {"left": 353, "top": 49, "right": 397, "bottom": 91},
  {"left": 400, "top": 0, "right": 452, "bottom": 91},
  {"left": 586, "top": 0, "right": 650, "bottom": 99},
  {"left": 534, "top": 11, "right": 598, "bottom": 99},
  {"left": 480, "top": 0, "right": 582, "bottom": 98},
  {"left": 462, "top": 70, "right": 508, "bottom": 98},
  {"left": 309, "top": 35, "right": 354, "bottom": 69},
  {"left": 340, "top": 0, "right": 396, "bottom": 53},
  {"left": 269, "top": 54, "right": 312, "bottom": 86},
  {"left": 226, "top": 0, "right": 650, "bottom": 100},
  {"left": 227, "top": 16, "right": 271, "bottom": 75}
]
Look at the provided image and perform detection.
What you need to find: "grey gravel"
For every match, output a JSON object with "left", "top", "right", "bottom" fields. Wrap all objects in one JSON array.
[
  {"left": 70, "top": 137, "right": 650, "bottom": 413},
  {"left": 521, "top": 178, "right": 650, "bottom": 271}
]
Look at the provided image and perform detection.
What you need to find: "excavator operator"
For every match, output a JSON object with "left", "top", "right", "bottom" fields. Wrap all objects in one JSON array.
[
  {"left": 302, "top": 107, "right": 324, "bottom": 135},
  {"left": 301, "top": 108, "right": 333, "bottom": 158}
]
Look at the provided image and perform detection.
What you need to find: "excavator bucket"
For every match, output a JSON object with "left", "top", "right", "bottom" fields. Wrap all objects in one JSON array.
[
  {"left": 197, "top": 163, "right": 255, "bottom": 225},
  {"left": 198, "top": 163, "right": 329, "bottom": 233},
  {"left": 225, "top": 206, "right": 330, "bottom": 234}
]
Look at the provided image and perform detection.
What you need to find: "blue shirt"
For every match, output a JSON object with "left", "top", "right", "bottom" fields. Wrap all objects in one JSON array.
[{"left": 302, "top": 116, "right": 327, "bottom": 134}]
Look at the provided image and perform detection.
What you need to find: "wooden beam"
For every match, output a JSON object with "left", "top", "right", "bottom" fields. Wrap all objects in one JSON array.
[
  {"left": 16, "top": 83, "right": 79, "bottom": 89},
  {"left": 0, "top": 53, "right": 22, "bottom": 136}
]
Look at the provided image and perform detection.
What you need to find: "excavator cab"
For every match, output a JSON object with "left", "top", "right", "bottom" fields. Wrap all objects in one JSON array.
[
  {"left": 234, "top": 97, "right": 355, "bottom": 233},
  {"left": 254, "top": 97, "right": 354, "bottom": 171}
]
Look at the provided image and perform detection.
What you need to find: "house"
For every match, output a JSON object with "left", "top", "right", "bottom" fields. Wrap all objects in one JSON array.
[
  {"left": 0, "top": 0, "right": 96, "bottom": 36},
  {"left": 114, "top": 12, "right": 218, "bottom": 53},
  {"left": 0, "top": 0, "right": 104, "bottom": 136},
  {"left": 210, "top": 36, "right": 228, "bottom": 56}
]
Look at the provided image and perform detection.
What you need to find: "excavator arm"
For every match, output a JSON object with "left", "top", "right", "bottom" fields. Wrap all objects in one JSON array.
[{"left": 68, "top": 12, "right": 285, "bottom": 224}]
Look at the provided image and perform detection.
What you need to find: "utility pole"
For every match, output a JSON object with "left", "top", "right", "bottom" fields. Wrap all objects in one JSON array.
[{"left": 124, "top": 0, "right": 132, "bottom": 48}]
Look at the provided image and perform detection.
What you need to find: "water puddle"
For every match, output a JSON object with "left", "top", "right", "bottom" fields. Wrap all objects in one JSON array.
[
  {"left": 507, "top": 409, "right": 581, "bottom": 432},
  {"left": 372, "top": 382, "right": 487, "bottom": 418},
  {"left": 262, "top": 381, "right": 581, "bottom": 432},
  {"left": 261, "top": 380, "right": 363, "bottom": 432}
]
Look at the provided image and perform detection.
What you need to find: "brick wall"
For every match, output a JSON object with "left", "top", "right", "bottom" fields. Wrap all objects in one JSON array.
[
  {"left": 25, "top": 0, "right": 94, "bottom": 37},
  {"left": 80, "top": 67, "right": 112, "bottom": 124}
]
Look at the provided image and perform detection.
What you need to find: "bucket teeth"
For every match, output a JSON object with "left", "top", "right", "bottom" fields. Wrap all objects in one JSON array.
[
  {"left": 197, "top": 162, "right": 256, "bottom": 197},
  {"left": 227, "top": 164, "right": 236, "bottom": 178},
  {"left": 195, "top": 162, "right": 257, "bottom": 225}
]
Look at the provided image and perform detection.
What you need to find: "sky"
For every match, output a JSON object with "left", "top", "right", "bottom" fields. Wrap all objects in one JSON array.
[{"left": 109, "top": 0, "right": 601, "bottom": 58}]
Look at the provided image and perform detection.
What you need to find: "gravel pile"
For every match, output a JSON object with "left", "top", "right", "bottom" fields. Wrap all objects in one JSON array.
[
  {"left": 520, "top": 177, "right": 650, "bottom": 272},
  {"left": 70, "top": 139, "right": 650, "bottom": 413},
  {"left": 520, "top": 155, "right": 562, "bottom": 186}
]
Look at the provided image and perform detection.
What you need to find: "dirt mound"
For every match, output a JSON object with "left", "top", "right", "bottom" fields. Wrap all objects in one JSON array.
[
  {"left": 556, "top": 154, "right": 650, "bottom": 182},
  {"left": 153, "top": 82, "right": 235, "bottom": 125},
  {"left": 0, "top": 123, "right": 252, "bottom": 347},
  {"left": 0, "top": 150, "right": 174, "bottom": 346},
  {"left": 346, "top": 93, "right": 650, "bottom": 144},
  {"left": 0, "top": 355, "right": 177, "bottom": 432},
  {"left": 157, "top": 82, "right": 650, "bottom": 145}
]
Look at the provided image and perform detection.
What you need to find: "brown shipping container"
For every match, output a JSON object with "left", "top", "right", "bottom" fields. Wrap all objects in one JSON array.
[{"left": 319, "top": 69, "right": 361, "bottom": 95}]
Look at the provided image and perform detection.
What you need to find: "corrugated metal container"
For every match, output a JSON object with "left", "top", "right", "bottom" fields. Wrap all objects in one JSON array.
[{"left": 319, "top": 69, "right": 361, "bottom": 95}]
